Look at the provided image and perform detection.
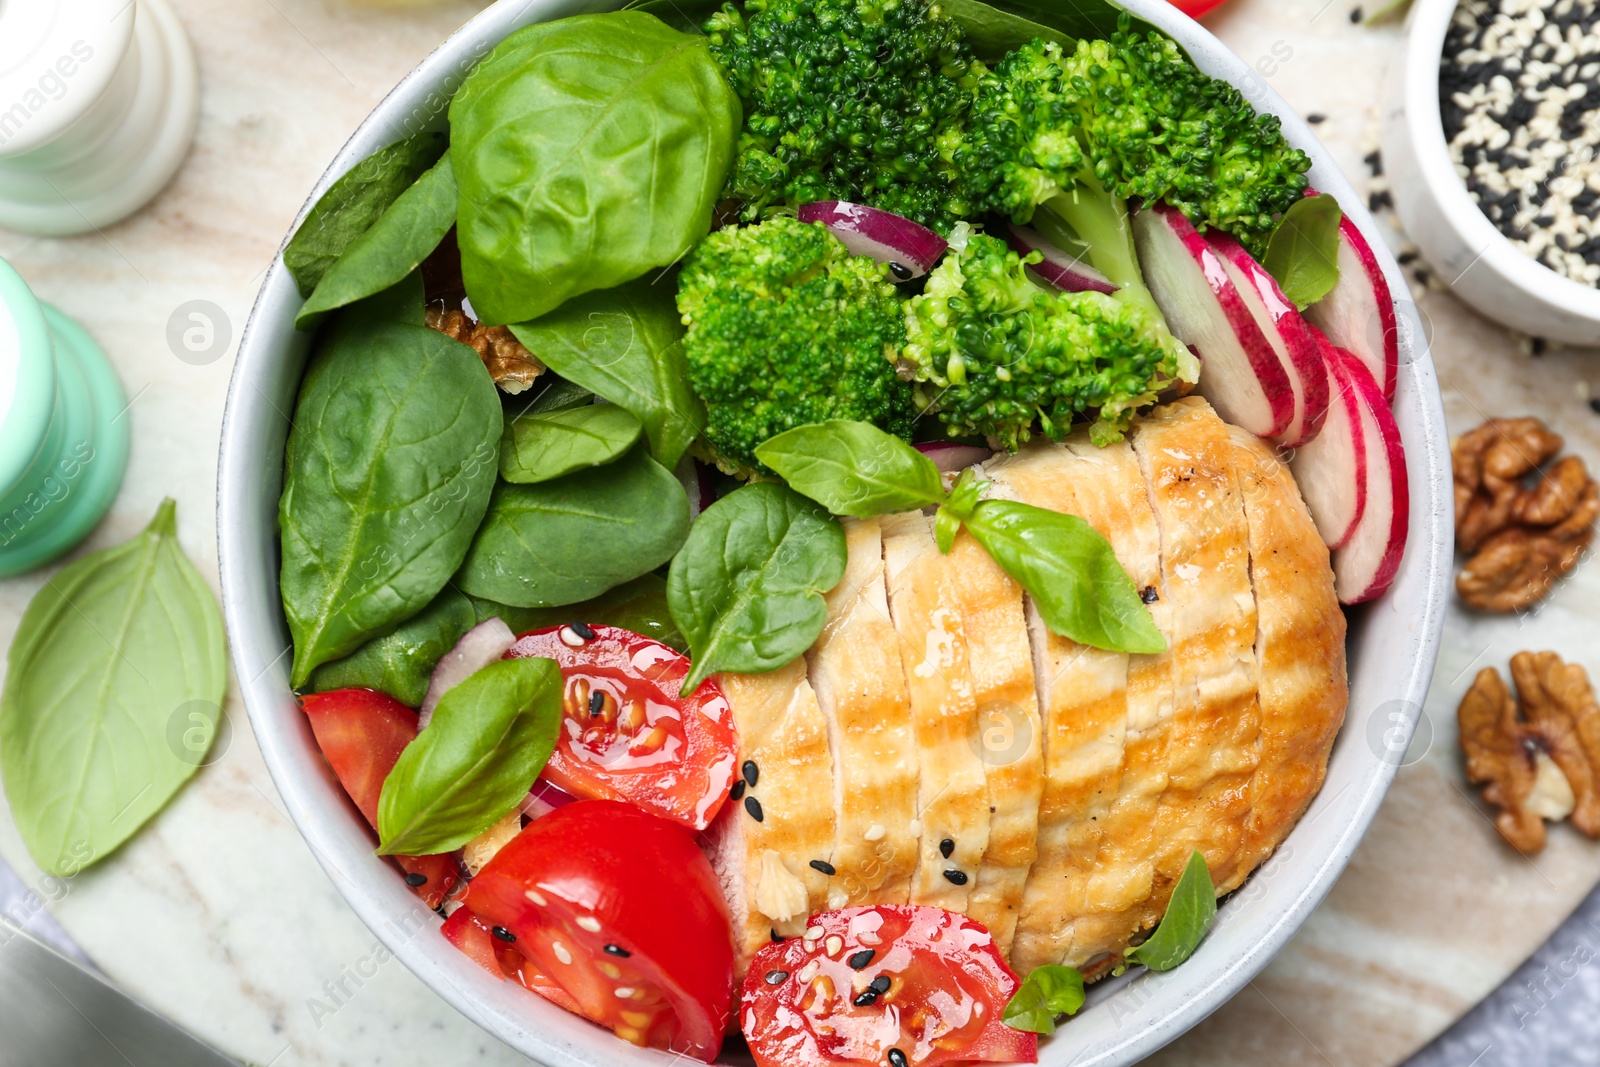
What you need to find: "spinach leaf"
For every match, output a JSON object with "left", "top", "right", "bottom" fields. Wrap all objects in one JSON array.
[
  {"left": 668, "top": 483, "right": 847, "bottom": 693},
  {"left": 1125, "top": 850, "right": 1217, "bottom": 971},
  {"left": 500, "top": 405, "right": 643, "bottom": 484},
  {"left": 280, "top": 321, "right": 501, "bottom": 686},
  {"left": 1262, "top": 193, "right": 1343, "bottom": 311},
  {"left": 1002, "top": 965, "right": 1086, "bottom": 1035},
  {"left": 754, "top": 420, "right": 946, "bottom": 517},
  {"left": 941, "top": 0, "right": 1071, "bottom": 58},
  {"left": 308, "top": 587, "right": 477, "bottom": 707},
  {"left": 458, "top": 447, "right": 690, "bottom": 609},
  {"left": 981, "top": 0, "right": 1148, "bottom": 41},
  {"left": 469, "top": 574, "right": 687, "bottom": 654},
  {"left": 284, "top": 131, "right": 447, "bottom": 297},
  {"left": 449, "top": 12, "right": 740, "bottom": 325},
  {"left": 296, "top": 156, "right": 459, "bottom": 330},
  {"left": 510, "top": 278, "right": 703, "bottom": 470},
  {"left": 513, "top": 377, "right": 593, "bottom": 417},
  {"left": 376, "top": 657, "right": 561, "bottom": 855},
  {"left": 0, "top": 500, "right": 226, "bottom": 876},
  {"left": 958, "top": 500, "right": 1166, "bottom": 654},
  {"left": 336, "top": 270, "right": 427, "bottom": 332}
]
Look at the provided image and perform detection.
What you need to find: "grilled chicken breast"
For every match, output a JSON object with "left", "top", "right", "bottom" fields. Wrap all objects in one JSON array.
[{"left": 706, "top": 399, "right": 1347, "bottom": 977}]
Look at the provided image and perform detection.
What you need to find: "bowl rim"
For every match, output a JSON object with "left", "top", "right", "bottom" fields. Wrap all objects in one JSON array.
[
  {"left": 1400, "top": 0, "right": 1600, "bottom": 320},
  {"left": 216, "top": 1, "right": 1454, "bottom": 1063}
]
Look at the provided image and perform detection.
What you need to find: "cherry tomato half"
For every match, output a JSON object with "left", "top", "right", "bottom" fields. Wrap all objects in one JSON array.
[
  {"left": 741, "top": 906, "right": 1038, "bottom": 1067},
  {"left": 464, "top": 800, "right": 736, "bottom": 1062},
  {"left": 301, "top": 688, "right": 461, "bottom": 908},
  {"left": 440, "top": 905, "right": 582, "bottom": 1014},
  {"left": 1168, "top": 0, "right": 1231, "bottom": 17},
  {"left": 505, "top": 625, "right": 738, "bottom": 831}
]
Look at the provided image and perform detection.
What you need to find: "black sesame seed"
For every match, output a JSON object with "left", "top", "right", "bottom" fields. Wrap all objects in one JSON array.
[
  {"left": 848, "top": 949, "right": 877, "bottom": 970},
  {"left": 745, "top": 796, "right": 765, "bottom": 822},
  {"left": 569, "top": 621, "right": 596, "bottom": 641},
  {"left": 742, "top": 760, "right": 760, "bottom": 787},
  {"left": 853, "top": 988, "right": 882, "bottom": 1007},
  {"left": 771, "top": 929, "right": 785, "bottom": 942},
  {"left": 405, "top": 872, "right": 428, "bottom": 888},
  {"left": 730, "top": 780, "right": 746, "bottom": 801},
  {"left": 589, "top": 690, "right": 606, "bottom": 718},
  {"left": 942, "top": 869, "right": 968, "bottom": 885},
  {"left": 888, "top": 262, "right": 914, "bottom": 280},
  {"left": 939, "top": 838, "right": 954, "bottom": 858},
  {"left": 604, "top": 944, "right": 631, "bottom": 957},
  {"left": 888, "top": 1049, "right": 909, "bottom": 1067},
  {"left": 765, "top": 969, "right": 790, "bottom": 985},
  {"left": 1532, "top": 337, "right": 1547, "bottom": 356},
  {"left": 1306, "top": 112, "right": 1327, "bottom": 124},
  {"left": 810, "top": 860, "right": 837, "bottom": 876},
  {"left": 1588, "top": 397, "right": 1600, "bottom": 415},
  {"left": 1140, "top": 585, "right": 1160, "bottom": 604},
  {"left": 1363, "top": 150, "right": 1383, "bottom": 176},
  {"left": 492, "top": 926, "right": 517, "bottom": 943},
  {"left": 869, "top": 974, "right": 892, "bottom": 994},
  {"left": 1349, "top": 6, "right": 1362, "bottom": 22}
]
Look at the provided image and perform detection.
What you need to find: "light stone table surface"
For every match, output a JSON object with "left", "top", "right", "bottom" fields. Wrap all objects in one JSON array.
[{"left": 1, "top": 1, "right": 1597, "bottom": 1065}]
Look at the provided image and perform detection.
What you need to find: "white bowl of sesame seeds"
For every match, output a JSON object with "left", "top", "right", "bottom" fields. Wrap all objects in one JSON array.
[{"left": 1384, "top": 0, "right": 1600, "bottom": 346}]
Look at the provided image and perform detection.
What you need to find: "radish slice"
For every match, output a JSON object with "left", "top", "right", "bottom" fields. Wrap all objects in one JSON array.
[
  {"left": 1132, "top": 206, "right": 1295, "bottom": 438},
  {"left": 1302, "top": 188, "right": 1400, "bottom": 403},
  {"left": 418, "top": 617, "right": 517, "bottom": 729},
  {"left": 1206, "top": 232, "right": 1332, "bottom": 448},
  {"left": 1326, "top": 346, "right": 1409, "bottom": 604},
  {"left": 915, "top": 441, "right": 994, "bottom": 474},
  {"left": 1290, "top": 336, "right": 1368, "bottom": 549},
  {"left": 1005, "top": 224, "right": 1118, "bottom": 294},
  {"left": 798, "top": 201, "right": 947, "bottom": 280}
]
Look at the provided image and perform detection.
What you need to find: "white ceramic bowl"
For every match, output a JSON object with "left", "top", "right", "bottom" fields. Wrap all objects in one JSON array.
[
  {"left": 217, "top": 2, "right": 1454, "bottom": 1063},
  {"left": 1383, "top": 0, "right": 1600, "bottom": 345}
]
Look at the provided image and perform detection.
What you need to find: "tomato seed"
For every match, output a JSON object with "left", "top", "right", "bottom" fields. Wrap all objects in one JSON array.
[
  {"left": 620, "top": 699, "right": 646, "bottom": 733},
  {"left": 631, "top": 724, "right": 669, "bottom": 756},
  {"left": 405, "top": 873, "right": 428, "bottom": 887},
  {"left": 491, "top": 926, "right": 516, "bottom": 943},
  {"left": 847, "top": 949, "right": 875, "bottom": 970}
]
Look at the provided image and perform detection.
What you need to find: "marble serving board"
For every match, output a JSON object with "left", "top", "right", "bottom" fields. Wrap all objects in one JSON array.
[{"left": 0, "top": 1, "right": 1596, "bottom": 1065}]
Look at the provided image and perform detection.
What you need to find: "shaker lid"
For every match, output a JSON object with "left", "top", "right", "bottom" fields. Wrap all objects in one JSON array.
[
  {"left": 0, "top": 0, "right": 135, "bottom": 157},
  {"left": 0, "top": 258, "right": 60, "bottom": 495}
]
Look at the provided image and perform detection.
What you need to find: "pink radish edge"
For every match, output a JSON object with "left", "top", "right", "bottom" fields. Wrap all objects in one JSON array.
[
  {"left": 1330, "top": 347, "right": 1409, "bottom": 604},
  {"left": 1289, "top": 334, "right": 1368, "bottom": 550},
  {"left": 1302, "top": 187, "right": 1400, "bottom": 403}
]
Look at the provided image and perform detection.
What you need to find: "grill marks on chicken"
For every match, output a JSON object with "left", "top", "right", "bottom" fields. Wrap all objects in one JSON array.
[
  {"left": 703, "top": 399, "right": 1345, "bottom": 976},
  {"left": 806, "top": 516, "right": 919, "bottom": 910}
]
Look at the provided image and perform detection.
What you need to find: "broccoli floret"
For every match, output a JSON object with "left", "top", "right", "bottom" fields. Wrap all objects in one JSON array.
[
  {"left": 678, "top": 217, "right": 915, "bottom": 469},
  {"left": 704, "top": 0, "right": 982, "bottom": 231},
  {"left": 901, "top": 231, "right": 1179, "bottom": 449},
  {"left": 953, "top": 20, "right": 1311, "bottom": 255}
]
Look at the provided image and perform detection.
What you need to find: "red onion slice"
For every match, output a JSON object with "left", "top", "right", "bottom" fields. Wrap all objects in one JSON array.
[
  {"left": 418, "top": 617, "right": 516, "bottom": 729},
  {"left": 519, "top": 780, "right": 579, "bottom": 820},
  {"left": 1006, "top": 224, "right": 1118, "bottom": 295},
  {"left": 915, "top": 441, "right": 994, "bottom": 474},
  {"left": 798, "top": 201, "right": 947, "bottom": 280}
]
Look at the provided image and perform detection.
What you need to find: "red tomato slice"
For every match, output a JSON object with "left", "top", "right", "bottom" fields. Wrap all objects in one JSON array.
[
  {"left": 741, "top": 906, "right": 1038, "bottom": 1067},
  {"left": 301, "top": 688, "right": 462, "bottom": 909},
  {"left": 504, "top": 625, "right": 738, "bottom": 831},
  {"left": 440, "top": 906, "right": 582, "bottom": 1014},
  {"left": 1169, "top": 0, "right": 1231, "bottom": 16},
  {"left": 464, "top": 800, "right": 735, "bottom": 1062}
]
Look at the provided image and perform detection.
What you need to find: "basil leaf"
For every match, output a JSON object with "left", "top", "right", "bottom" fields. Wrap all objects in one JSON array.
[
  {"left": 500, "top": 405, "right": 643, "bottom": 485},
  {"left": 308, "top": 587, "right": 477, "bottom": 707},
  {"left": 941, "top": 0, "right": 1071, "bottom": 59},
  {"left": 469, "top": 573, "right": 687, "bottom": 654},
  {"left": 0, "top": 500, "right": 226, "bottom": 876},
  {"left": 284, "top": 131, "right": 447, "bottom": 297},
  {"left": 1125, "top": 850, "right": 1217, "bottom": 971},
  {"left": 667, "top": 483, "right": 847, "bottom": 694},
  {"left": 961, "top": 500, "right": 1165, "bottom": 654},
  {"left": 754, "top": 420, "right": 946, "bottom": 517},
  {"left": 449, "top": 12, "right": 740, "bottom": 325},
  {"left": 376, "top": 657, "right": 561, "bottom": 855},
  {"left": 1002, "top": 965, "right": 1085, "bottom": 1035},
  {"left": 935, "top": 468, "right": 987, "bottom": 554},
  {"left": 510, "top": 279, "right": 703, "bottom": 470},
  {"left": 1262, "top": 193, "right": 1343, "bottom": 311},
  {"left": 458, "top": 447, "right": 690, "bottom": 609},
  {"left": 280, "top": 322, "right": 501, "bottom": 686},
  {"left": 296, "top": 155, "right": 458, "bottom": 330}
]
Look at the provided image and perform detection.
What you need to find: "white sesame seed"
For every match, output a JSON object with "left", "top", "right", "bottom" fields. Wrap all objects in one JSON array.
[
  {"left": 552, "top": 941, "right": 573, "bottom": 965},
  {"left": 804, "top": 925, "right": 825, "bottom": 941},
  {"left": 796, "top": 960, "right": 819, "bottom": 984},
  {"left": 576, "top": 916, "right": 601, "bottom": 933},
  {"left": 616, "top": 987, "right": 637, "bottom": 998},
  {"left": 863, "top": 824, "right": 886, "bottom": 842},
  {"left": 825, "top": 935, "right": 843, "bottom": 957},
  {"left": 559, "top": 626, "right": 585, "bottom": 647}
]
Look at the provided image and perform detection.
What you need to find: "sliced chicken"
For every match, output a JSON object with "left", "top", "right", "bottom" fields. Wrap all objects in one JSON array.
[
  {"left": 703, "top": 659, "right": 836, "bottom": 975},
  {"left": 943, "top": 521, "right": 1043, "bottom": 956},
  {"left": 807, "top": 516, "right": 919, "bottom": 910},
  {"left": 882, "top": 510, "right": 991, "bottom": 912},
  {"left": 1131, "top": 397, "right": 1262, "bottom": 920},
  {"left": 1227, "top": 428, "right": 1348, "bottom": 876}
]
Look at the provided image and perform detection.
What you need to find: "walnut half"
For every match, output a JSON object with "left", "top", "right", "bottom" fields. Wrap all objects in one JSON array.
[
  {"left": 426, "top": 306, "right": 546, "bottom": 394},
  {"left": 1458, "top": 652, "right": 1600, "bottom": 853},
  {"left": 1452, "top": 418, "right": 1596, "bottom": 612}
]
